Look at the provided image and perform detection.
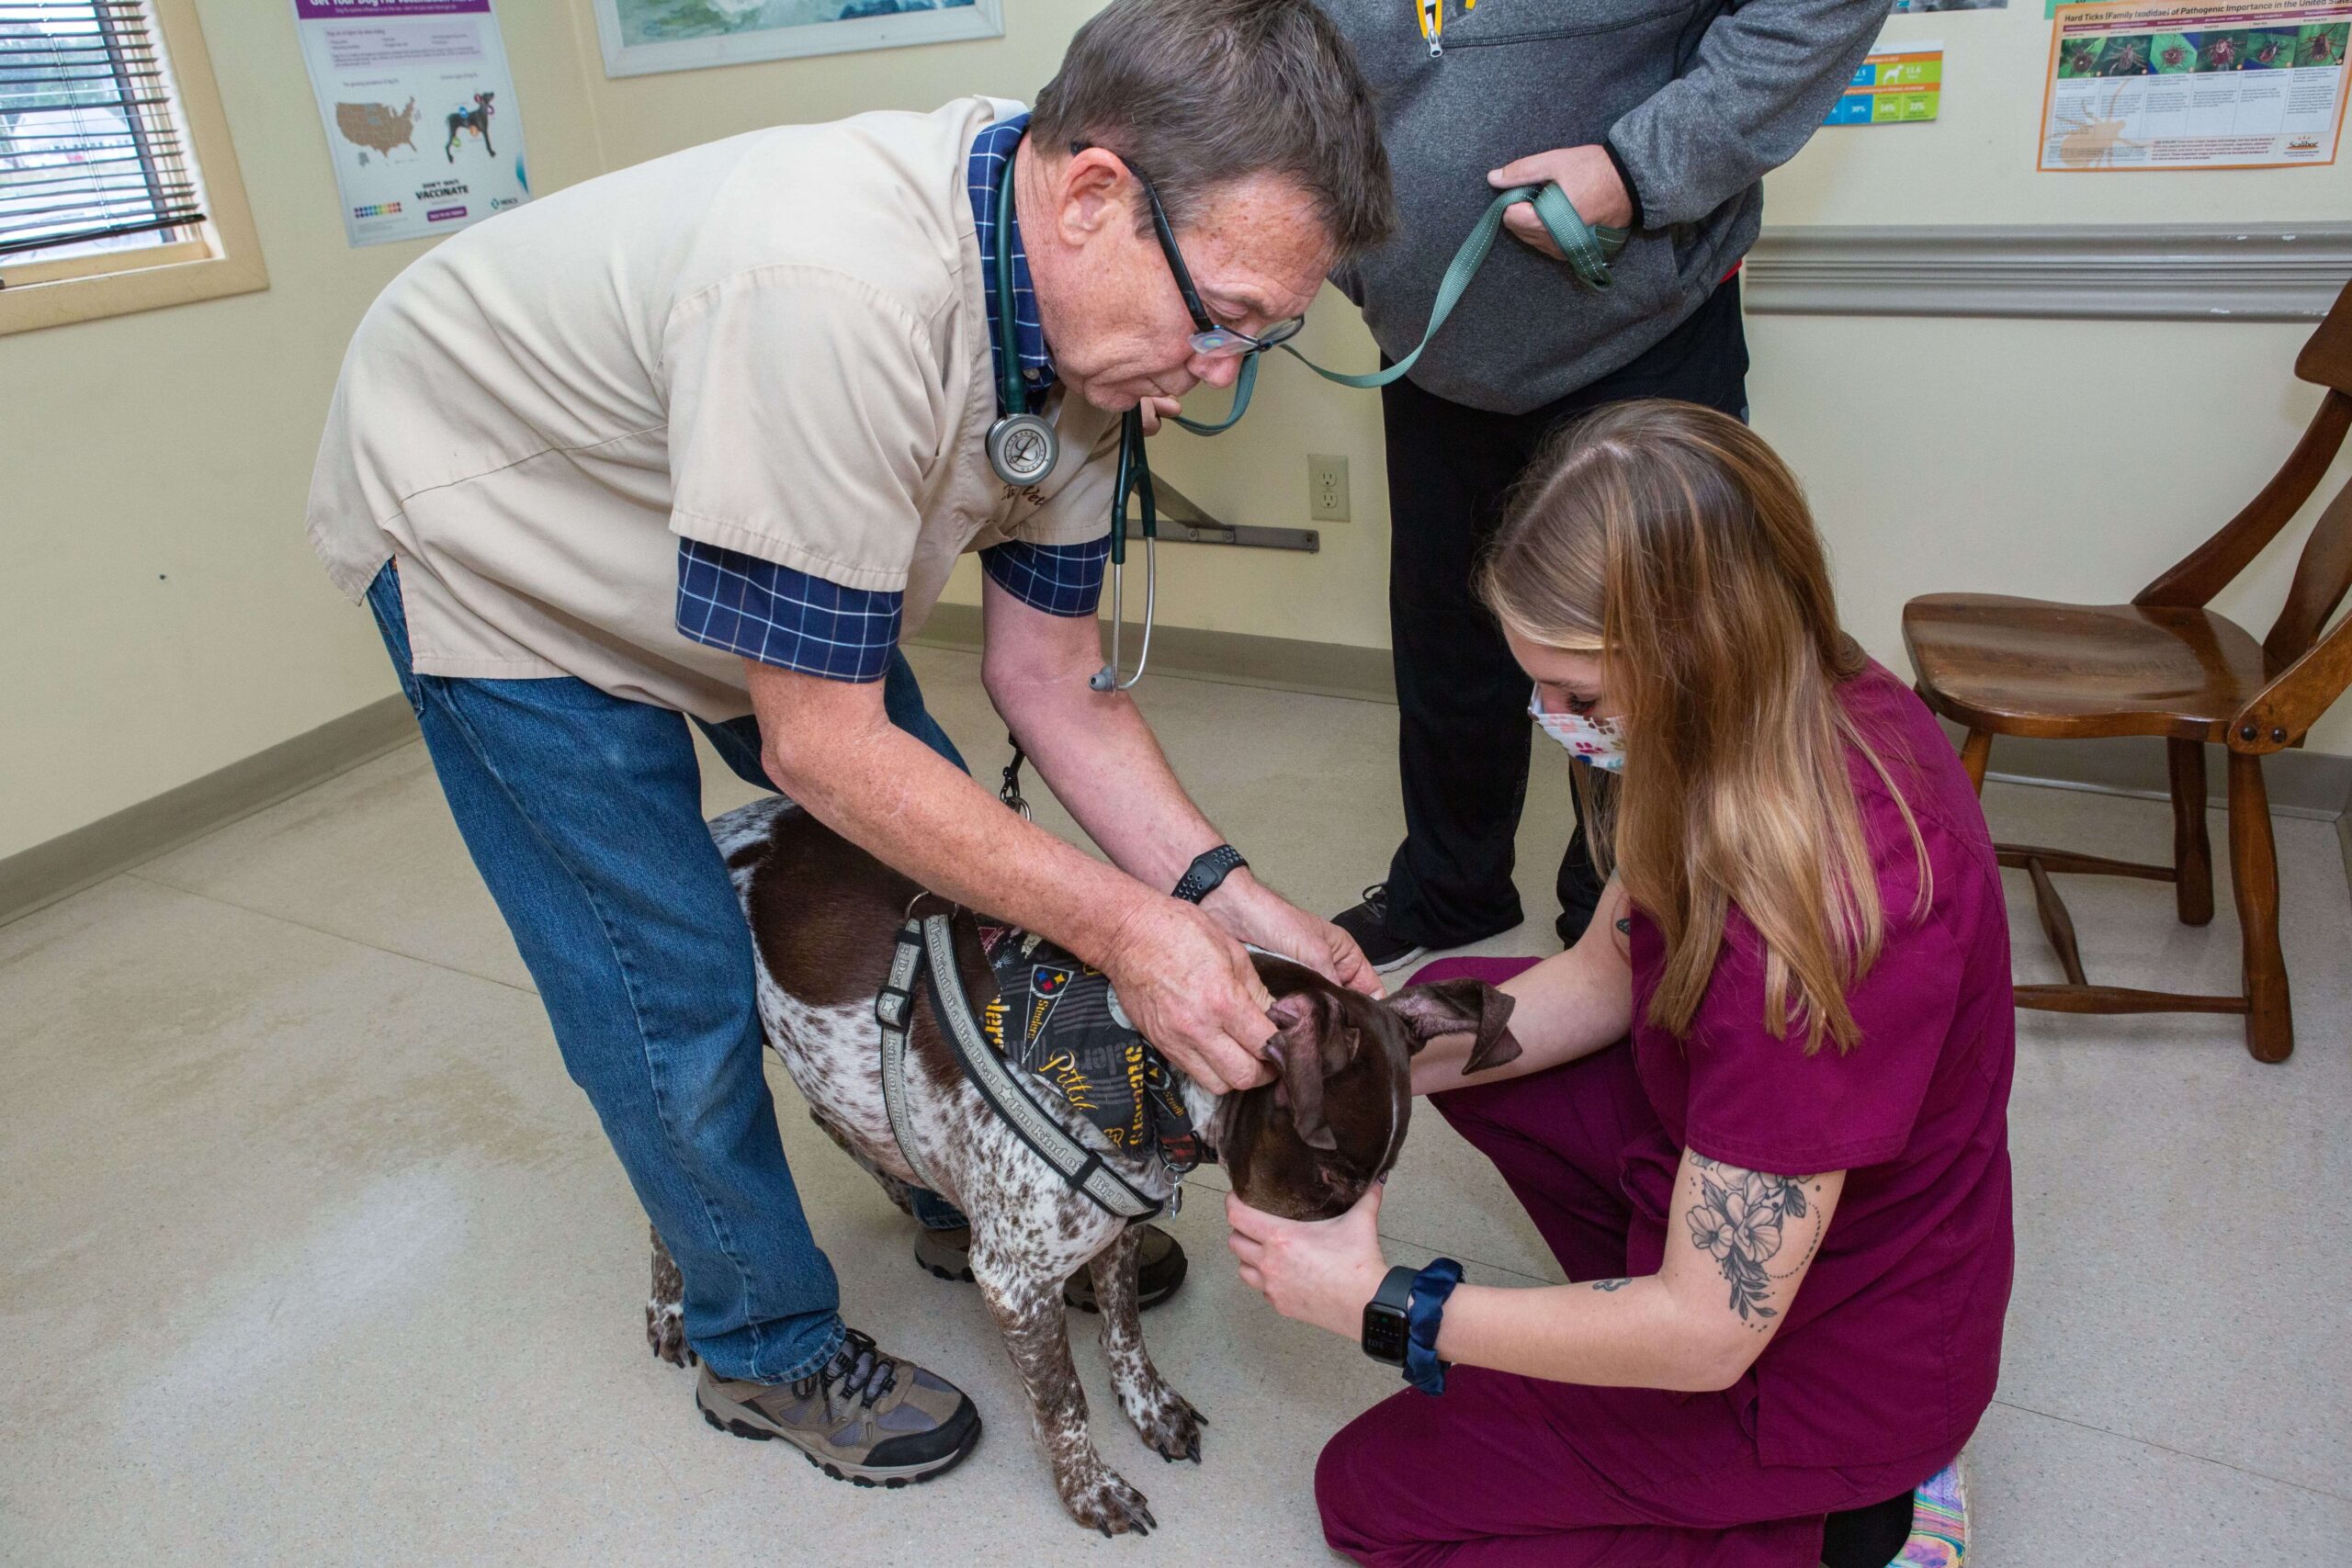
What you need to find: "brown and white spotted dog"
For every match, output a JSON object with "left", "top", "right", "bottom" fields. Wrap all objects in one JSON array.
[{"left": 644, "top": 795, "right": 1521, "bottom": 1534}]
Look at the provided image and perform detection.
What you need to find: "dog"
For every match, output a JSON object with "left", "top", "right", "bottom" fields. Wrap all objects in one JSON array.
[
  {"left": 643, "top": 795, "right": 1521, "bottom": 1533},
  {"left": 444, "top": 92, "right": 494, "bottom": 163}
]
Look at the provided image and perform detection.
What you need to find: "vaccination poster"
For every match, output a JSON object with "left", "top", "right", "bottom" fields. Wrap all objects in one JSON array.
[
  {"left": 292, "top": 0, "right": 532, "bottom": 247},
  {"left": 2041, "top": 0, "right": 2349, "bottom": 167}
]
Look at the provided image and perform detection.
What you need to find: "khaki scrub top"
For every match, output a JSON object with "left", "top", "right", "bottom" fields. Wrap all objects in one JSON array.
[{"left": 305, "top": 96, "right": 1122, "bottom": 722}]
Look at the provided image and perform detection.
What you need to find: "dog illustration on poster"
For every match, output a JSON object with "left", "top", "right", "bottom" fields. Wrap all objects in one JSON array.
[{"left": 445, "top": 92, "right": 496, "bottom": 164}]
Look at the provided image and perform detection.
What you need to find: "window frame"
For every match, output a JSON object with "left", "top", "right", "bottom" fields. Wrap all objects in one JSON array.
[{"left": 0, "top": 0, "right": 265, "bottom": 336}]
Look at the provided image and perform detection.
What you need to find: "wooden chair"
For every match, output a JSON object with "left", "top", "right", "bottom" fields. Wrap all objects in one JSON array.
[{"left": 1904, "top": 278, "right": 2352, "bottom": 1064}]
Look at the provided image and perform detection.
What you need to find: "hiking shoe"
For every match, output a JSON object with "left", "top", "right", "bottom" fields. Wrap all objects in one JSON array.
[
  {"left": 1332, "top": 885, "right": 1428, "bottom": 974},
  {"left": 914, "top": 1223, "right": 1189, "bottom": 1312},
  {"left": 695, "top": 1329, "right": 979, "bottom": 1488}
]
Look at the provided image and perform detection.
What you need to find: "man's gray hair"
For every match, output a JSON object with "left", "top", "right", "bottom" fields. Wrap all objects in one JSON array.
[{"left": 1031, "top": 0, "right": 1396, "bottom": 261}]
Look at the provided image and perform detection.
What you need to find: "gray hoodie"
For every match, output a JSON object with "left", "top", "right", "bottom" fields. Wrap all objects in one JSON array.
[{"left": 1320, "top": 0, "right": 1886, "bottom": 414}]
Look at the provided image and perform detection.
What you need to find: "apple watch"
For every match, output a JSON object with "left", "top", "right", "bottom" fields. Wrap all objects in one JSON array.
[{"left": 1360, "top": 1265, "right": 1417, "bottom": 1367}]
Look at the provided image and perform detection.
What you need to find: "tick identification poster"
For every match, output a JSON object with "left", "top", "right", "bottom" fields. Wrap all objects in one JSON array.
[{"left": 2041, "top": 0, "right": 2348, "bottom": 169}]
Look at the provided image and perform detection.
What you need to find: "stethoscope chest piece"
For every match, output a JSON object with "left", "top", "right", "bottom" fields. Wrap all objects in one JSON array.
[{"left": 987, "top": 410, "right": 1059, "bottom": 488}]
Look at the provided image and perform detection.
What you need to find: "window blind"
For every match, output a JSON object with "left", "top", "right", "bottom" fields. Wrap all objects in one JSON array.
[{"left": 0, "top": 0, "right": 203, "bottom": 262}]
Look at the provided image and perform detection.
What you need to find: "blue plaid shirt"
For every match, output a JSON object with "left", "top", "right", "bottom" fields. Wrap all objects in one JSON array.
[{"left": 675, "top": 113, "right": 1108, "bottom": 682}]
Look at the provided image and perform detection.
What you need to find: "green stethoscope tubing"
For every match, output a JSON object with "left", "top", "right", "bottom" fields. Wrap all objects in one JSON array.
[{"left": 988, "top": 139, "right": 1621, "bottom": 692}]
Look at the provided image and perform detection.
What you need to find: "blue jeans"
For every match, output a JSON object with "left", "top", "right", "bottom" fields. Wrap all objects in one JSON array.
[{"left": 365, "top": 564, "right": 965, "bottom": 1383}]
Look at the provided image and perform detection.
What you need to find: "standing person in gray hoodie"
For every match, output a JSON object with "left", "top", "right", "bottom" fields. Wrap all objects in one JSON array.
[{"left": 1320, "top": 0, "right": 1888, "bottom": 972}]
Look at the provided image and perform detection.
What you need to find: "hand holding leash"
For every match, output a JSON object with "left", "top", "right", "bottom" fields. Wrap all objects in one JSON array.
[{"left": 1487, "top": 145, "right": 1635, "bottom": 250}]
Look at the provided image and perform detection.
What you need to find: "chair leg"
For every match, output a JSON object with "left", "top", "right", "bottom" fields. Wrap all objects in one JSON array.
[
  {"left": 1959, "top": 729, "right": 1992, "bottom": 796},
  {"left": 2225, "top": 750, "right": 2292, "bottom": 1064},
  {"left": 2166, "top": 739, "right": 2214, "bottom": 926}
]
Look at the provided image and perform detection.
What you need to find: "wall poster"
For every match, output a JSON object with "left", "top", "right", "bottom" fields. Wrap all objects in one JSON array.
[
  {"left": 292, "top": 0, "right": 531, "bottom": 247},
  {"left": 1827, "top": 43, "right": 1946, "bottom": 121},
  {"left": 2041, "top": 0, "right": 2349, "bottom": 167},
  {"left": 593, "top": 2, "right": 1006, "bottom": 79}
]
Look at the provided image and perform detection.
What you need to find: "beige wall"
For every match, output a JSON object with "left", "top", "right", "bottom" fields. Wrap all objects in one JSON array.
[
  {"left": 2, "top": 2, "right": 596, "bottom": 861},
  {"left": 3, "top": 0, "right": 2346, "bottom": 866},
  {"left": 1086, "top": 6, "right": 2352, "bottom": 753}
]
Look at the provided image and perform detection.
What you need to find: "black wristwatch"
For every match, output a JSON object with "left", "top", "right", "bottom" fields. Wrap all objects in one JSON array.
[
  {"left": 1360, "top": 1265, "right": 1417, "bottom": 1366},
  {"left": 1171, "top": 844, "right": 1247, "bottom": 905}
]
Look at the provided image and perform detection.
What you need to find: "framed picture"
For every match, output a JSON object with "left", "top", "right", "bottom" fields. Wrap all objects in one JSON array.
[{"left": 593, "top": 1, "right": 1005, "bottom": 78}]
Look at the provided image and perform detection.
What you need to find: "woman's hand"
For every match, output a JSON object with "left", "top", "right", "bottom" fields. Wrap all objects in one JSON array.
[{"left": 1227, "top": 1185, "right": 1390, "bottom": 1339}]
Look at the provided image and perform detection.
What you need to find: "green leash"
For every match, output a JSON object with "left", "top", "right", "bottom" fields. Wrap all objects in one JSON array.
[{"left": 1170, "top": 181, "right": 1624, "bottom": 435}]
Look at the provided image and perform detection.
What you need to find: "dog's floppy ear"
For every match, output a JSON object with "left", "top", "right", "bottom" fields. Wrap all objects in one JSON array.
[
  {"left": 1387, "top": 978, "right": 1522, "bottom": 1077},
  {"left": 1263, "top": 991, "right": 1347, "bottom": 1152}
]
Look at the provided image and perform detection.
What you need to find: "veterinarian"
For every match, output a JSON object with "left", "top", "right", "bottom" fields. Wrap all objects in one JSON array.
[
  {"left": 305, "top": 0, "right": 1389, "bottom": 1488},
  {"left": 1316, "top": 0, "right": 1891, "bottom": 974},
  {"left": 1230, "top": 403, "right": 2013, "bottom": 1566}
]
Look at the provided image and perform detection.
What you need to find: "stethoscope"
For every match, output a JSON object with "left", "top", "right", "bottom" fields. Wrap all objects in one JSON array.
[
  {"left": 983, "top": 136, "right": 1617, "bottom": 694},
  {"left": 985, "top": 141, "right": 1261, "bottom": 693}
]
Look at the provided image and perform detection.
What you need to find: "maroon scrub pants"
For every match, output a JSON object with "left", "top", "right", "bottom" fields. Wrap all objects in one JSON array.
[{"left": 1315, "top": 974, "right": 1936, "bottom": 1568}]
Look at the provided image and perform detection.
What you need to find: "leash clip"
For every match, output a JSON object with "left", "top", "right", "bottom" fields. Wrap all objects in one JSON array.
[{"left": 999, "top": 737, "right": 1031, "bottom": 819}]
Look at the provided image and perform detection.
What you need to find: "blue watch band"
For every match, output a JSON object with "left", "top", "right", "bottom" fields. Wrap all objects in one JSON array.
[{"left": 1403, "top": 1257, "right": 1464, "bottom": 1396}]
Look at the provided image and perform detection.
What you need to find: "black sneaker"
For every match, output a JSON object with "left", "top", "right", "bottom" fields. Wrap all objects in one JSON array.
[
  {"left": 1332, "top": 885, "right": 1428, "bottom": 975},
  {"left": 695, "top": 1328, "right": 981, "bottom": 1488},
  {"left": 914, "top": 1223, "right": 1190, "bottom": 1313}
]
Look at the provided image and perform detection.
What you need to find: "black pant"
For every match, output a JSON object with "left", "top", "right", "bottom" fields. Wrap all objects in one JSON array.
[{"left": 1379, "top": 276, "right": 1750, "bottom": 950}]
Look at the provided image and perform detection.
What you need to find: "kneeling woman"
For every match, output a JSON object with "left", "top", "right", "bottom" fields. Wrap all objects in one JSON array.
[{"left": 1228, "top": 402, "right": 2012, "bottom": 1568}]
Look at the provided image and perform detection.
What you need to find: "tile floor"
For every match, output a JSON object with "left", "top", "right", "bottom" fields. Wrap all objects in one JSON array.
[{"left": 3, "top": 645, "right": 2347, "bottom": 1566}]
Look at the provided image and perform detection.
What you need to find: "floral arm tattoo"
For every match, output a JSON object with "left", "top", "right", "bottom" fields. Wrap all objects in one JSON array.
[{"left": 1682, "top": 1153, "right": 1830, "bottom": 1328}]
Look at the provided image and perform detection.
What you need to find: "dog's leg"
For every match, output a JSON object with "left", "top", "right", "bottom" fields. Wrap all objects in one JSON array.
[
  {"left": 807, "top": 1106, "right": 922, "bottom": 1221},
  {"left": 1089, "top": 1226, "right": 1204, "bottom": 1463},
  {"left": 646, "top": 1223, "right": 693, "bottom": 1368},
  {"left": 968, "top": 1231, "right": 1157, "bottom": 1537}
]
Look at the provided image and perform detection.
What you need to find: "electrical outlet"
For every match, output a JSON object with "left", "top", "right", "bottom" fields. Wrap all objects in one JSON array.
[{"left": 1307, "top": 454, "right": 1351, "bottom": 522}]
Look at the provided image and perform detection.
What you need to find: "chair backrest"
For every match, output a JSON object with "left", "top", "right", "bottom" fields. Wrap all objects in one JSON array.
[
  {"left": 2296, "top": 276, "right": 2352, "bottom": 396},
  {"left": 2268, "top": 280, "right": 2352, "bottom": 672},
  {"left": 2138, "top": 276, "right": 2352, "bottom": 677},
  {"left": 2266, "top": 457, "right": 2352, "bottom": 673}
]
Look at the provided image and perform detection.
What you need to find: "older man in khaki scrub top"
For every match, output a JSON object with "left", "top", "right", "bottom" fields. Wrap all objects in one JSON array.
[{"left": 304, "top": 0, "right": 1393, "bottom": 1487}]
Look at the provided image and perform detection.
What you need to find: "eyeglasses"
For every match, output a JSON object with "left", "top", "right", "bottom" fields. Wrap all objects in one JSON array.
[{"left": 1078, "top": 142, "right": 1308, "bottom": 360}]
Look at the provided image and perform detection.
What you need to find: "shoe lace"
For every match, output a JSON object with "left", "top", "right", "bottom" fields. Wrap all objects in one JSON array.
[
  {"left": 798, "top": 1328, "right": 899, "bottom": 1416},
  {"left": 1360, "top": 884, "right": 1389, "bottom": 918}
]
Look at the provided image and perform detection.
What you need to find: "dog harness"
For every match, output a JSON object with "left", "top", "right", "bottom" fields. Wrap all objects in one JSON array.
[
  {"left": 875, "top": 908, "right": 1186, "bottom": 1221},
  {"left": 980, "top": 927, "right": 1205, "bottom": 1175}
]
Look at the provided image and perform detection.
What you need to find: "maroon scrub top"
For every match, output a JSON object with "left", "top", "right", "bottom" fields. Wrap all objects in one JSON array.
[{"left": 1623, "top": 660, "right": 2016, "bottom": 1470}]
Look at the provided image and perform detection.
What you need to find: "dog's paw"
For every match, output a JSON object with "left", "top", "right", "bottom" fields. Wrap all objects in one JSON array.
[
  {"left": 1125, "top": 1383, "right": 1204, "bottom": 1465},
  {"left": 646, "top": 1299, "right": 693, "bottom": 1368},
  {"left": 1057, "top": 1461, "right": 1157, "bottom": 1538}
]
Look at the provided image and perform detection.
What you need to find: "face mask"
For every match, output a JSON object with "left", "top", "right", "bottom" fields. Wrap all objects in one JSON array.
[{"left": 1530, "top": 690, "right": 1625, "bottom": 773}]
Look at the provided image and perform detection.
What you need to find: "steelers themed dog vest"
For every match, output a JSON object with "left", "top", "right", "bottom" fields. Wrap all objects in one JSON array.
[{"left": 978, "top": 927, "right": 1204, "bottom": 1174}]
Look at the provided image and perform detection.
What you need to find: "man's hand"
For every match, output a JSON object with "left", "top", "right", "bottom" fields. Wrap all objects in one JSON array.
[
  {"left": 1099, "top": 896, "right": 1279, "bottom": 1095},
  {"left": 1136, "top": 394, "right": 1185, "bottom": 434},
  {"left": 1201, "top": 871, "right": 1383, "bottom": 997},
  {"left": 1487, "top": 145, "right": 1634, "bottom": 255},
  {"left": 1227, "top": 1184, "right": 1389, "bottom": 1340}
]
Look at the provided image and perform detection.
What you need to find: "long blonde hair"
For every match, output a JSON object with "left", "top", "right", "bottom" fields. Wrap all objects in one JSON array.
[{"left": 1476, "top": 400, "right": 1928, "bottom": 1054}]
